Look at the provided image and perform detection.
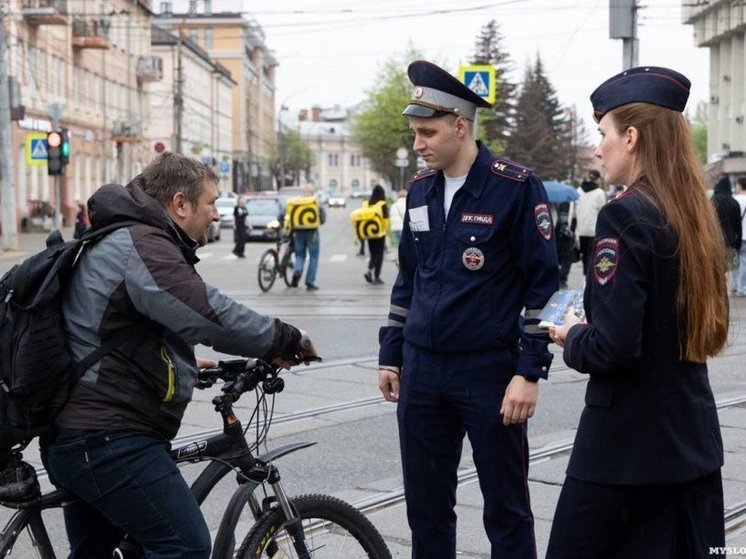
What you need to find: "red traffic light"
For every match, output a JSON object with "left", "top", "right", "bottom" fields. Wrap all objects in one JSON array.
[{"left": 47, "top": 131, "right": 62, "bottom": 148}]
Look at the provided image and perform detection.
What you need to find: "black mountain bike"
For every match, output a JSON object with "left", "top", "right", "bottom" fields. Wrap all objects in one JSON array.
[
  {"left": 0, "top": 358, "right": 392, "bottom": 558},
  {"left": 257, "top": 222, "right": 295, "bottom": 292}
]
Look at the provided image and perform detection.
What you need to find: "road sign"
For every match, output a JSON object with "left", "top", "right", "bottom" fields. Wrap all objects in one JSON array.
[
  {"left": 26, "top": 133, "right": 48, "bottom": 166},
  {"left": 458, "top": 65, "right": 496, "bottom": 105},
  {"left": 395, "top": 158, "right": 409, "bottom": 168}
]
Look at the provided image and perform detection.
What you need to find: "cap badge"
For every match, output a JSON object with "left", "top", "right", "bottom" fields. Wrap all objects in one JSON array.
[
  {"left": 413, "top": 86, "right": 424, "bottom": 99},
  {"left": 462, "top": 247, "right": 485, "bottom": 271}
]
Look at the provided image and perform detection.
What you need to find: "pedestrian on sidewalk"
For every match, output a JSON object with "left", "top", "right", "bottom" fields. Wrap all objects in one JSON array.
[
  {"left": 574, "top": 170, "right": 606, "bottom": 276},
  {"left": 547, "top": 66, "right": 728, "bottom": 559},
  {"left": 378, "top": 60, "right": 558, "bottom": 559},
  {"left": 711, "top": 175, "right": 742, "bottom": 292},
  {"left": 735, "top": 177, "right": 746, "bottom": 296},
  {"left": 232, "top": 195, "right": 250, "bottom": 258}
]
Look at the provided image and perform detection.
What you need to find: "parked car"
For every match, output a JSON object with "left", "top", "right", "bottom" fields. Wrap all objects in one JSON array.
[
  {"left": 246, "top": 196, "right": 283, "bottom": 241},
  {"left": 215, "top": 197, "right": 236, "bottom": 228},
  {"left": 207, "top": 219, "right": 221, "bottom": 243},
  {"left": 327, "top": 193, "right": 347, "bottom": 208}
]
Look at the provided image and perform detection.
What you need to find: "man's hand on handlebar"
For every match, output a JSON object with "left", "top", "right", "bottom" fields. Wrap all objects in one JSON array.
[
  {"left": 274, "top": 330, "right": 322, "bottom": 369},
  {"left": 195, "top": 357, "right": 219, "bottom": 389}
]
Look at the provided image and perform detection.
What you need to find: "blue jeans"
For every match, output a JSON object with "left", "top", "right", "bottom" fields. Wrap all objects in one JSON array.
[
  {"left": 736, "top": 246, "right": 746, "bottom": 295},
  {"left": 293, "top": 229, "right": 320, "bottom": 286},
  {"left": 44, "top": 429, "right": 210, "bottom": 559}
]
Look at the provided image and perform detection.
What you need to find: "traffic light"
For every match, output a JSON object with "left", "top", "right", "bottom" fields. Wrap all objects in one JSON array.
[
  {"left": 46, "top": 129, "right": 64, "bottom": 176},
  {"left": 59, "top": 127, "right": 70, "bottom": 164}
]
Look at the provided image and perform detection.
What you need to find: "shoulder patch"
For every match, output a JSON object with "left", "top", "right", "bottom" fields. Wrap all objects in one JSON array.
[
  {"left": 593, "top": 237, "right": 620, "bottom": 285},
  {"left": 409, "top": 168, "right": 437, "bottom": 183},
  {"left": 491, "top": 159, "right": 531, "bottom": 183}
]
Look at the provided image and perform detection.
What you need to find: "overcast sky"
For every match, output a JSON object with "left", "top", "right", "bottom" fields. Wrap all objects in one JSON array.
[{"left": 233, "top": 0, "right": 709, "bottom": 131}]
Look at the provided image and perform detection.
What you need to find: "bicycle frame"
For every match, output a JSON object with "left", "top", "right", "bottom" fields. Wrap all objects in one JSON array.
[{"left": 1, "top": 360, "right": 317, "bottom": 559}]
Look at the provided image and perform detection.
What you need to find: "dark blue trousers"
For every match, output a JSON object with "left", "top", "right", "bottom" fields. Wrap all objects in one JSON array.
[
  {"left": 546, "top": 470, "right": 724, "bottom": 558},
  {"left": 44, "top": 429, "right": 211, "bottom": 559},
  {"left": 398, "top": 344, "right": 536, "bottom": 559}
]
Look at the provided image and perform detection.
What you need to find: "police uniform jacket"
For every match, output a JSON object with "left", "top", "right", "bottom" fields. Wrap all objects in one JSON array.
[
  {"left": 379, "top": 142, "right": 559, "bottom": 380},
  {"left": 563, "top": 183, "right": 724, "bottom": 485}
]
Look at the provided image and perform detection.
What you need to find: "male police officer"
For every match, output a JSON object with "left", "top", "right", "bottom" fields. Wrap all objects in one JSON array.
[{"left": 378, "top": 60, "right": 559, "bottom": 558}]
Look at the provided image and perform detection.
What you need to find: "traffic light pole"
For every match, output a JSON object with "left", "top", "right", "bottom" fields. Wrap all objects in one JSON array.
[{"left": 0, "top": 5, "right": 18, "bottom": 251}]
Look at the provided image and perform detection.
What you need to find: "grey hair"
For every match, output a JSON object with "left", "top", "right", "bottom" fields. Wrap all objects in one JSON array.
[{"left": 141, "top": 152, "right": 219, "bottom": 206}]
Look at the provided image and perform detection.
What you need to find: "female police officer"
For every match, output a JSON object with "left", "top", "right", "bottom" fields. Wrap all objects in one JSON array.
[
  {"left": 547, "top": 67, "right": 729, "bottom": 558},
  {"left": 378, "top": 60, "right": 559, "bottom": 558}
]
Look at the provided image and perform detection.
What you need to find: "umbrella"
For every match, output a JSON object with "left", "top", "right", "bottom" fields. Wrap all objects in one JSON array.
[{"left": 542, "top": 181, "right": 579, "bottom": 203}]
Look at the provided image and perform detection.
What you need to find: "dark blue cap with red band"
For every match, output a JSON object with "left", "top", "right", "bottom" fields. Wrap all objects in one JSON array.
[{"left": 590, "top": 66, "right": 691, "bottom": 122}]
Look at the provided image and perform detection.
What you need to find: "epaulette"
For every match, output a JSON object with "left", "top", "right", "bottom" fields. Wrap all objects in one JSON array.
[
  {"left": 490, "top": 159, "right": 531, "bottom": 183},
  {"left": 409, "top": 168, "right": 437, "bottom": 183}
]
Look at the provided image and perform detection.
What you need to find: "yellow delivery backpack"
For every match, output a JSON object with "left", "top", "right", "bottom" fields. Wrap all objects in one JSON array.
[
  {"left": 285, "top": 196, "right": 321, "bottom": 230},
  {"left": 350, "top": 200, "right": 388, "bottom": 240}
]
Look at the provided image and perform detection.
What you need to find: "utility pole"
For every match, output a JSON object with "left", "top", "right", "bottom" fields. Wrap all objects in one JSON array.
[
  {"left": 0, "top": 5, "right": 19, "bottom": 251},
  {"left": 174, "top": 29, "right": 184, "bottom": 153},
  {"left": 609, "top": 0, "right": 639, "bottom": 70}
]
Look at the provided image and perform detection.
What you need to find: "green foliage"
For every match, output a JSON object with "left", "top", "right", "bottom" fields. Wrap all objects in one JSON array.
[
  {"left": 506, "top": 56, "right": 572, "bottom": 181},
  {"left": 273, "top": 129, "right": 314, "bottom": 187},
  {"left": 471, "top": 19, "right": 517, "bottom": 156},
  {"left": 351, "top": 49, "right": 423, "bottom": 187},
  {"left": 689, "top": 101, "right": 708, "bottom": 164}
]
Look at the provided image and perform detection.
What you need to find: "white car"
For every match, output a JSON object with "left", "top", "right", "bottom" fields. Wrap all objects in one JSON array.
[
  {"left": 215, "top": 197, "right": 236, "bottom": 228},
  {"left": 327, "top": 195, "right": 346, "bottom": 208}
]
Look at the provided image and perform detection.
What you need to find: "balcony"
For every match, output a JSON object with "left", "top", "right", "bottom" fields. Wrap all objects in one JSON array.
[
  {"left": 72, "top": 18, "right": 111, "bottom": 50},
  {"left": 136, "top": 56, "right": 164, "bottom": 84},
  {"left": 111, "top": 120, "right": 143, "bottom": 143},
  {"left": 22, "top": 0, "right": 68, "bottom": 26}
]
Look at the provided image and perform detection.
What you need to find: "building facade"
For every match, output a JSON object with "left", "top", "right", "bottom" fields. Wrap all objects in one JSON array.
[
  {"left": 150, "top": 25, "right": 234, "bottom": 187},
  {"left": 684, "top": 0, "right": 746, "bottom": 176},
  {"left": 153, "top": 2, "right": 277, "bottom": 192},
  {"left": 5, "top": 0, "right": 156, "bottom": 229},
  {"left": 286, "top": 105, "right": 388, "bottom": 197}
]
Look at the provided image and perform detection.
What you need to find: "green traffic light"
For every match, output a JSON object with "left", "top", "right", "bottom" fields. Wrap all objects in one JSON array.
[{"left": 61, "top": 140, "right": 70, "bottom": 158}]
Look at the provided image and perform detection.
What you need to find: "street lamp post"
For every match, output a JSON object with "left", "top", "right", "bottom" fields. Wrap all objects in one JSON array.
[
  {"left": 277, "top": 104, "right": 288, "bottom": 188},
  {"left": 395, "top": 147, "right": 409, "bottom": 191}
]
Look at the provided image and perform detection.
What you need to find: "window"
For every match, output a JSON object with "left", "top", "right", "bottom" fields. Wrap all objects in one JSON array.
[
  {"left": 160, "top": 2, "right": 172, "bottom": 13},
  {"left": 205, "top": 28, "right": 213, "bottom": 49},
  {"left": 204, "top": 0, "right": 212, "bottom": 15},
  {"left": 189, "top": 28, "right": 198, "bottom": 43}
]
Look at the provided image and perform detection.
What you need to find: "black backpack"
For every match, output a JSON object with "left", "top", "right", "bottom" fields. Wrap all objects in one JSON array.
[{"left": 0, "top": 222, "right": 134, "bottom": 457}]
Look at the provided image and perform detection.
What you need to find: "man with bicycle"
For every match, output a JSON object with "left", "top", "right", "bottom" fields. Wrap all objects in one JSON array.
[
  {"left": 378, "top": 61, "right": 558, "bottom": 558},
  {"left": 43, "top": 152, "right": 318, "bottom": 558}
]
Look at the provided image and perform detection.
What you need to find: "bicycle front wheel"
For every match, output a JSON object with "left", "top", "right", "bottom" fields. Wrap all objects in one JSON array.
[
  {"left": 237, "top": 494, "right": 391, "bottom": 559},
  {"left": 257, "top": 249, "right": 278, "bottom": 292}
]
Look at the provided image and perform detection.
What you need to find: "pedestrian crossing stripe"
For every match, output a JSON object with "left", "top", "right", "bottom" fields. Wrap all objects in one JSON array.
[{"left": 458, "top": 65, "right": 496, "bottom": 105}]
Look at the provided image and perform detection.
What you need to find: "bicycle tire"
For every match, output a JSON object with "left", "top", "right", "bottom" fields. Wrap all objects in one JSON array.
[
  {"left": 257, "top": 249, "right": 278, "bottom": 292},
  {"left": 236, "top": 494, "right": 392, "bottom": 559},
  {"left": 282, "top": 246, "right": 296, "bottom": 287}
]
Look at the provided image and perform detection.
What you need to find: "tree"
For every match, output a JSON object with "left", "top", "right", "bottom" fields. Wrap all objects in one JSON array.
[
  {"left": 471, "top": 19, "right": 518, "bottom": 155},
  {"left": 272, "top": 128, "right": 314, "bottom": 187},
  {"left": 506, "top": 56, "right": 572, "bottom": 181},
  {"left": 351, "top": 48, "right": 424, "bottom": 187},
  {"left": 689, "top": 101, "right": 708, "bottom": 165}
]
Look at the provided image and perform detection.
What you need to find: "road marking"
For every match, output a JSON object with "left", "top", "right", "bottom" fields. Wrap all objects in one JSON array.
[{"left": 330, "top": 254, "right": 348, "bottom": 262}]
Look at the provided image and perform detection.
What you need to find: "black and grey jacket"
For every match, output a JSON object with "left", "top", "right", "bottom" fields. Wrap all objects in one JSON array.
[{"left": 57, "top": 177, "right": 299, "bottom": 440}]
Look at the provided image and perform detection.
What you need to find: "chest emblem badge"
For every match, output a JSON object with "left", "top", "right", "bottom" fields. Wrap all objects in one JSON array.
[{"left": 462, "top": 247, "right": 485, "bottom": 271}]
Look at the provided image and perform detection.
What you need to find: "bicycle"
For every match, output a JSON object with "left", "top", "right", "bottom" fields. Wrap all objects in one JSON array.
[
  {"left": 257, "top": 221, "right": 295, "bottom": 292},
  {"left": 0, "top": 357, "right": 392, "bottom": 558}
]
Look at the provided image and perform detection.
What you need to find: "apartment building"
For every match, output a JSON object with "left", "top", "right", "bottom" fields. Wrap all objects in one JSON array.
[
  {"left": 684, "top": 0, "right": 746, "bottom": 176},
  {"left": 286, "top": 105, "right": 388, "bottom": 197},
  {"left": 150, "top": 25, "right": 234, "bottom": 188},
  {"left": 153, "top": 2, "right": 278, "bottom": 192},
  {"left": 5, "top": 0, "right": 156, "bottom": 229}
]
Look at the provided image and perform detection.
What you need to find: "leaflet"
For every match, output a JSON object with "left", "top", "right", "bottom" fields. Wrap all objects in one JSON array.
[{"left": 537, "top": 289, "right": 585, "bottom": 329}]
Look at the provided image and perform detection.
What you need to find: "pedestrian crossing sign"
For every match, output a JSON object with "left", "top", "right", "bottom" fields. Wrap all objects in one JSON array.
[
  {"left": 26, "top": 133, "right": 49, "bottom": 166},
  {"left": 459, "top": 65, "right": 496, "bottom": 105}
]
